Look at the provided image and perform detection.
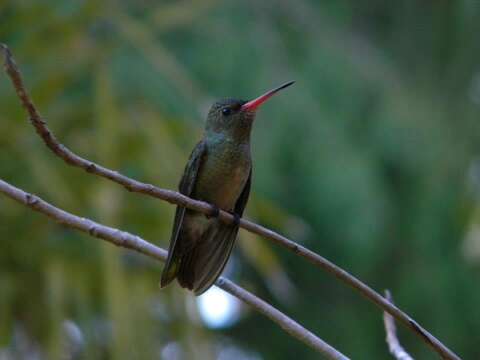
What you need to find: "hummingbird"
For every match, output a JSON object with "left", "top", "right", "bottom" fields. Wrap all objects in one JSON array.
[{"left": 160, "top": 81, "right": 295, "bottom": 295}]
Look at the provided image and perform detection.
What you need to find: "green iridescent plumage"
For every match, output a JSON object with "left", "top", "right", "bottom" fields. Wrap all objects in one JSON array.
[{"left": 161, "top": 82, "right": 294, "bottom": 295}]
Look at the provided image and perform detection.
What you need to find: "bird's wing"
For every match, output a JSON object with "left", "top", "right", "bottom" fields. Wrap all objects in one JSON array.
[
  {"left": 160, "top": 140, "right": 207, "bottom": 287},
  {"left": 192, "top": 169, "right": 252, "bottom": 295},
  {"left": 234, "top": 168, "right": 252, "bottom": 217}
]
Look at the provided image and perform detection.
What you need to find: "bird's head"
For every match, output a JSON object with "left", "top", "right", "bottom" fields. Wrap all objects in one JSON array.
[{"left": 205, "top": 81, "right": 294, "bottom": 142}]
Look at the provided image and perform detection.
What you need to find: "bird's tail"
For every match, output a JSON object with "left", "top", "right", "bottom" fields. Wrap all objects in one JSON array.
[
  {"left": 177, "top": 223, "right": 238, "bottom": 296},
  {"left": 160, "top": 247, "right": 181, "bottom": 289}
]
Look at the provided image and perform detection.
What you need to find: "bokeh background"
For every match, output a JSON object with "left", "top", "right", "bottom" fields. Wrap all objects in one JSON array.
[{"left": 1, "top": 1, "right": 480, "bottom": 359}]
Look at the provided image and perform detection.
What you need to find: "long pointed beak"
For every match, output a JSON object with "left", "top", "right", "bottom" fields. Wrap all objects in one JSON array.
[{"left": 241, "top": 81, "right": 295, "bottom": 112}]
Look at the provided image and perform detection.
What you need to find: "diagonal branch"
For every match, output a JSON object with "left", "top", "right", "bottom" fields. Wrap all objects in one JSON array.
[
  {"left": 0, "top": 178, "right": 348, "bottom": 360},
  {"left": 0, "top": 43, "right": 460, "bottom": 360},
  {"left": 383, "top": 290, "right": 414, "bottom": 360}
]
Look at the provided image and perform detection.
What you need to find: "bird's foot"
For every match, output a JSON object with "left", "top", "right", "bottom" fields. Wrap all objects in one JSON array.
[
  {"left": 206, "top": 204, "right": 220, "bottom": 219},
  {"left": 230, "top": 212, "right": 241, "bottom": 226},
  {"left": 206, "top": 205, "right": 241, "bottom": 225}
]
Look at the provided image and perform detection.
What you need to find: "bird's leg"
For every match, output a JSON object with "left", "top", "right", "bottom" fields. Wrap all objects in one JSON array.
[
  {"left": 206, "top": 204, "right": 220, "bottom": 219},
  {"left": 229, "top": 212, "right": 241, "bottom": 226},
  {"left": 206, "top": 205, "right": 240, "bottom": 226}
]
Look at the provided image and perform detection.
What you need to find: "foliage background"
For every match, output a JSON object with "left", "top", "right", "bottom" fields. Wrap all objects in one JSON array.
[{"left": 1, "top": 1, "right": 480, "bottom": 359}]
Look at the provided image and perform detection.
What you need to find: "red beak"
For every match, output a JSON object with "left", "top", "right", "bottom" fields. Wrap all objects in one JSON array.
[{"left": 241, "top": 81, "right": 295, "bottom": 112}]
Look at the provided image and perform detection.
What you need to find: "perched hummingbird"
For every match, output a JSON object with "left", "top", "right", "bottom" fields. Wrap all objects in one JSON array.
[{"left": 160, "top": 81, "right": 295, "bottom": 295}]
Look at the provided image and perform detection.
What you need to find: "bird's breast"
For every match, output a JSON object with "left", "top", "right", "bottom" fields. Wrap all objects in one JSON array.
[{"left": 193, "top": 141, "right": 251, "bottom": 211}]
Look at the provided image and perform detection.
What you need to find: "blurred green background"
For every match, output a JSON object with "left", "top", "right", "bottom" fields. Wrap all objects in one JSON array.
[{"left": 1, "top": 1, "right": 480, "bottom": 359}]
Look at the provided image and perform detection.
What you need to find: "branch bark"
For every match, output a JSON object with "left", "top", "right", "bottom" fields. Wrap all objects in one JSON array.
[
  {"left": 0, "top": 178, "right": 347, "bottom": 360},
  {"left": 0, "top": 43, "right": 461, "bottom": 360},
  {"left": 383, "top": 290, "right": 414, "bottom": 360}
]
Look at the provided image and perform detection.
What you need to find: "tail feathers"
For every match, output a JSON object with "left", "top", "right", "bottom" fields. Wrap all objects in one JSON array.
[
  {"left": 160, "top": 252, "right": 180, "bottom": 289},
  {"left": 176, "top": 224, "right": 238, "bottom": 296},
  {"left": 161, "top": 223, "right": 239, "bottom": 295},
  {"left": 192, "top": 226, "right": 238, "bottom": 295},
  {"left": 161, "top": 229, "right": 197, "bottom": 290},
  {"left": 177, "top": 247, "right": 196, "bottom": 290}
]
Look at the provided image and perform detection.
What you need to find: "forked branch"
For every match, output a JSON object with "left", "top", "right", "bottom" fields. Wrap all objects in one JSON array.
[{"left": 383, "top": 290, "right": 414, "bottom": 360}]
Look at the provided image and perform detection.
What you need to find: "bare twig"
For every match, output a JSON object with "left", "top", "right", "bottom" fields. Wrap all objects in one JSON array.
[
  {"left": 0, "top": 44, "right": 460, "bottom": 360},
  {"left": 0, "top": 178, "right": 348, "bottom": 360},
  {"left": 383, "top": 290, "right": 414, "bottom": 360}
]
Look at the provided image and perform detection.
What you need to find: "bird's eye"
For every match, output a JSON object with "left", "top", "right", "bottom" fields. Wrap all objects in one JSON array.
[{"left": 222, "top": 108, "right": 232, "bottom": 116}]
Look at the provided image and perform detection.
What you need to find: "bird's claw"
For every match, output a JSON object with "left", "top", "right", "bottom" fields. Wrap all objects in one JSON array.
[
  {"left": 231, "top": 212, "right": 241, "bottom": 226},
  {"left": 207, "top": 204, "right": 220, "bottom": 219}
]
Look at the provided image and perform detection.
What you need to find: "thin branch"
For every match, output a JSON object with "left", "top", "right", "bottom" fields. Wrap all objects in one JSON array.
[
  {"left": 0, "top": 44, "right": 460, "bottom": 360},
  {"left": 0, "top": 178, "right": 348, "bottom": 360},
  {"left": 383, "top": 290, "right": 414, "bottom": 360}
]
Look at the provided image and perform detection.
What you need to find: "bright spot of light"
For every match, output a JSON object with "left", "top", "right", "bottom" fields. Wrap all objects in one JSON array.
[{"left": 196, "top": 286, "right": 241, "bottom": 329}]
